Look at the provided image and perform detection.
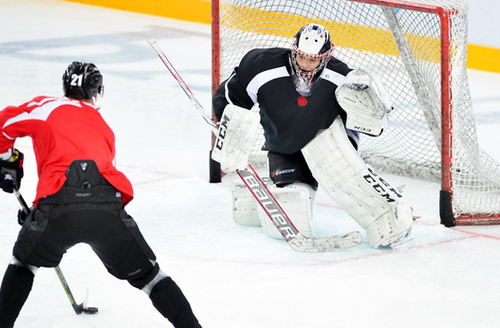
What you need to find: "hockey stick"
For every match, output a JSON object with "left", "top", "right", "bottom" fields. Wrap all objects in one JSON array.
[
  {"left": 53, "top": 266, "right": 98, "bottom": 315},
  {"left": 14, "top": 190, "right": 98, "bottom": 315},
  {"left": 147, "top": 38, "right": 362, "bottom": 252},
  {"left": 147, "top": 38, "right": 218, "bottom": 134}
]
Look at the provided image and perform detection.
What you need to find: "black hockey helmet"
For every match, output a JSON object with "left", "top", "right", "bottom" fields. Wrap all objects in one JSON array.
[{"left": 62, "top": 61, "right": 104, "bottom": 100}]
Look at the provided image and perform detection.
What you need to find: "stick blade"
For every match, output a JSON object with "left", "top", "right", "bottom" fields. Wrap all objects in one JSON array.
[
  {"left": 73, "top": 302, "right": 84, "bottom": 315},
  {"left": 83, "top": 306, "right": 99, "bottom": 315},
  {"left": 289, "top": 231, "right": 362, "bottom": 252}
]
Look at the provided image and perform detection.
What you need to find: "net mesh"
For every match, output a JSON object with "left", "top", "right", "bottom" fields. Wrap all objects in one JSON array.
[{"left": 215, "top": 0, "right": 500, "bottom": 220}]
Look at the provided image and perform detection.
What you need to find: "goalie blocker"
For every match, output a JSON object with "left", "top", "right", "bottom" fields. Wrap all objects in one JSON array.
[
  {"left": 302, "top": 116, "right": 413, "bottom": 248},
  {"left": 211, "top": 104, "right": 260, "bottom": 173}
]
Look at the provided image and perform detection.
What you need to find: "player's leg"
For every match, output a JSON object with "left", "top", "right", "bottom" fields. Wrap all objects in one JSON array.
[
  {"left": 0, "top": 206, "right": 53, "bottom": 328},
  {"left": 89, "top": 206, "right": 201, "bottom": 327},
  {"left": 143, "top": 271, "right": 201, "bottom": 328},
  {"left": 0, "top": 258, "right": 37, "bottom": 328}
]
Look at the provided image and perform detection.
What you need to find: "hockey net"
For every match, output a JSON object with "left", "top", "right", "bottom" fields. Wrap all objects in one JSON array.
[{"left": 211, "top": 0, "right": 500, "bottom": 226}]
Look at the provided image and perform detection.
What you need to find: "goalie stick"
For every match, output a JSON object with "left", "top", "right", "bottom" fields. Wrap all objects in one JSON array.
[
  {"left": 14, "top": 190, "right": 98, "bottom": 315},
  {"left": 147, "top": 38, "right": 218, "bottom": 135},
  {"left": 147, "top": 37, "right": 362, "bottom": 252}
]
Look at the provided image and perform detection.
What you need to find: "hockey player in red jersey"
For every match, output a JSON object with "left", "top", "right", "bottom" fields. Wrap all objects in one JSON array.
[
  {"left": 212, "top": 23, "right": 414, "bottom": 249},
  {"left": 0, "top": 62, "right": 201, "bottom": 327}
]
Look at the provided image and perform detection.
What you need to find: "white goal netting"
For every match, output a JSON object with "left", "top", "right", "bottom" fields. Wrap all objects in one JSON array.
[{"left": 213, "top": 0, "right": 500, "bottom": 225}]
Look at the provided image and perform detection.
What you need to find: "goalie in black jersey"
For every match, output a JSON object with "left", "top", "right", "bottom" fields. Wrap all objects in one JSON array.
[{"left": 212, "top": 23, "right": 413, "bottom": 248}]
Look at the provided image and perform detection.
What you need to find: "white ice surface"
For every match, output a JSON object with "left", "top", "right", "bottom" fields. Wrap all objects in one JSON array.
[{"left": 1, "top": 0, "right": 500, "bottom": 327}]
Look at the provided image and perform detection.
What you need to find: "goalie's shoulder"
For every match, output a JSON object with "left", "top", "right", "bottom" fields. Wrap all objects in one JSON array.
[
  {"left": 240, "top": 47, "right": 289, "bottom": 72},
  {"left": 325, "top": 56, "right": 352, "bottom": 76},
  {"left": 320, "top": 57, "right": 352, "bottom": 86}
]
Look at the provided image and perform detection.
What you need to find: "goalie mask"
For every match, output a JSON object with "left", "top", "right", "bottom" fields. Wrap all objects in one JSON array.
[
  {"left": 291, "top": 24, "right": 334, "bottom": 87},
  {"left": 62, "top": 61, "right": 104, "bottom": 101}
]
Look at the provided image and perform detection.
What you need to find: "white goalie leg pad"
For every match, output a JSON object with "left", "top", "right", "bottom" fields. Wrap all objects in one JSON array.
[
  {"left": 224, "top": 174, "right": 261, "bottom": 226},
  {"left": 258, "top": 182, "right": 316, "bottom": 239},
  {"left": 335, "top": 69, "right": 392, "bottom": 136},
  {"left": 301, "top": 117, "right": 412, "bottom": 248},
  {"left": 366, "top": 201, "right": 414, "bottom": 248},
  {"left": 211, "top": 104, "right": 260, "bottom": 173}
]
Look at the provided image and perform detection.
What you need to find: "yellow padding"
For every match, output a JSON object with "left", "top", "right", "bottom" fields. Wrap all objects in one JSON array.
[
  {"left": 468, "top": 44, "right": 500, "bottom": 73},
  {"left": 62, "top": 0, "right": 500, "bottom": 73},
  {"left": 62, "top": 0, "right": 211, "bottom": 25},
  {"left": 221, "top": 4, "right": 499, "bottom": 73},
  {"left": 220, "top": 5, "right": 439, "bottom": 61}
]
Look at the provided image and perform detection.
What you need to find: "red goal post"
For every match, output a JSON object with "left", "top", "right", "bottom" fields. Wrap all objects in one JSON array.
[{"left": 211, "top": 0, "right": 500, "bottom": 227}]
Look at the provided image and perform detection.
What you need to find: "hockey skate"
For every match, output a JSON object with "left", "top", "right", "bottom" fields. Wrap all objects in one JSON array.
[{"left": 388, "top": 227, "right": 414, "bottom": 249}]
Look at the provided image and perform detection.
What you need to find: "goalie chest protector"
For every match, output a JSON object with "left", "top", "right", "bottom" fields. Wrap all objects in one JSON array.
[{"left": 213, "top": 47, "right": 352, "bottom": 154}]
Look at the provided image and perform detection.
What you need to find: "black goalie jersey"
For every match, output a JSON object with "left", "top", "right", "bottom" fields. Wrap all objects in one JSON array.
[{"left": 213, "top": 47, "right": 352, "bottom": 155}]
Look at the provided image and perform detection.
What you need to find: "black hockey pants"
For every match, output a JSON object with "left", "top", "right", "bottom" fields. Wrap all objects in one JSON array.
[{"left": 0, "top": 160, "right": 201, "bottom": 327}]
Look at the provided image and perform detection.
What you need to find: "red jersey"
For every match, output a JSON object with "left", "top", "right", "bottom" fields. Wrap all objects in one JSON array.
[{"left": 0, "top": 96, "right": 133, "bottom": 206}]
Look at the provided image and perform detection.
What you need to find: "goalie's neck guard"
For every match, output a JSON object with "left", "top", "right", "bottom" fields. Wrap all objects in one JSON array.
[{"left": 290, "top": 57, "right": 322, "bottom": 97}]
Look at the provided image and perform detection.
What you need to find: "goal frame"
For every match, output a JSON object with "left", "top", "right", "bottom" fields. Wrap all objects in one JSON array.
[{"left": 210, "top": 0, "right": 500, "bottom": 227}]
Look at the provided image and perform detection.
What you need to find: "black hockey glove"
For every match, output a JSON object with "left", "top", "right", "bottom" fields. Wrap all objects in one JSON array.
[
  {"left": 0, "top": 149, "right": 24, "bottom": 193},
  {"left": 18, "top": 209, "right": 28, "bottom": 225},
  {"left": 17, "top": 206, "right": 34, "bottom": 225}
]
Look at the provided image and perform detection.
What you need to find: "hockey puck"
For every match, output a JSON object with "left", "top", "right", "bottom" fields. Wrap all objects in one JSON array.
[{"left": 83, "top": 307, "right": 99, "bottom": 315}]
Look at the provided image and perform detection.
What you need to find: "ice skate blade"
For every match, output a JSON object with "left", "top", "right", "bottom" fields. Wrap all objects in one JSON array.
[{"left": 388, "top": 230, "right": 415, "bottom": 249}]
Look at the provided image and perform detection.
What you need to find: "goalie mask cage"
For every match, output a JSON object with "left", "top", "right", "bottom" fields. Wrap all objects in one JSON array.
[{"left": 211, "top": 0, "right": 500, "bottom": 227}]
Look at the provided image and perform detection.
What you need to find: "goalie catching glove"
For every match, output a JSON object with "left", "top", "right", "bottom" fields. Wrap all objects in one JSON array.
[
  {"left": 211, "top": 104, "right": 261, "bottom": 173},
  {"left": 335, "top": 69, "right": 392, "bottom": 136},
  {"left": 0, "top": 149, "right": 24, "bottom": 193}
]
